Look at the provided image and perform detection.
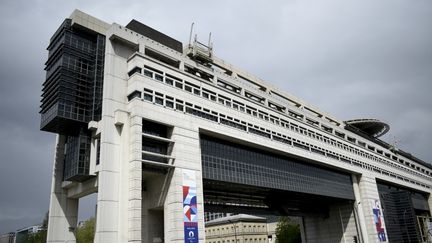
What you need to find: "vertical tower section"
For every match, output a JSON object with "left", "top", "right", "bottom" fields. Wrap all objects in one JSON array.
[{"left": 41, "top": 18, "right": 106, "bottom": 181}]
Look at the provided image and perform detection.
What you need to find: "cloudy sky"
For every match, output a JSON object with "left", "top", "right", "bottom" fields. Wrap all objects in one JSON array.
[{"left": 0, "top": 0, "right": 431, "bottom": 234}]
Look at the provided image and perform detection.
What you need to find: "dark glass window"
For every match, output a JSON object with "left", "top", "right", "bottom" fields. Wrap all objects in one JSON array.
[
  {"left": 128, "top": 66, "right": 142, "bottom": 77},
  {"left": 165, "top": 78, "right": 174, "bottom": 86},
  {"left": 127, "top": 90, "right": 142, "bottom": 101},
  {"left": 142, "top": 120, "right": 167, "bottom": 138},
  {"left": 200, "top": 135, "right": 354, "bottom": 200},
  {"left": 175, "top": 82, "right": 183, "bottom": 89},
  {"left": 155, "top": 97, "right": 163, "bottom": 105},
  {"left": 155, "top": 73, "right": 163, "bottom": 81},
  {"left": 144, "top": 93, "right": 153, "bottom": 101},
  {"left": 144, "top": 70, "right": 153, "bottom": 77},
  {"left": 96, "top": 138, "right": 101, "bottom": 165}
]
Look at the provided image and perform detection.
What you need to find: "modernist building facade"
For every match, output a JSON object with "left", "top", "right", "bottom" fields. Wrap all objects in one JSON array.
[{"left": 41, "top": 10, "right": 432, "bottom": 243}]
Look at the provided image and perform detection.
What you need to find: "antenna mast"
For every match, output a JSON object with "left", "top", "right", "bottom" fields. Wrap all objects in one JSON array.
[{"left": 188, "top": 22, "right": 194, "bottom": 47}]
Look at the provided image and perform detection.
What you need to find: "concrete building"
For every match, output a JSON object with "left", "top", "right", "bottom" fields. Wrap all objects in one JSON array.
[
  {"left": 15, "top": 225, "right": 44, "bottom": 243},
  {"left": 0, "top": 233, "right": 15, "bottom": 243},
  {"left": 40, "top": 9, "right": 432, "bottom": 243},
  {"left": 205, "top": 214, "right": 268, "bottom": 243}
]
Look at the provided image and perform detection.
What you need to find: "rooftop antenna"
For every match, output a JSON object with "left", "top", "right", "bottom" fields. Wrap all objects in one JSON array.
[
  {"left": 188, "top": 22, "right": 194, "bottom": 47},
  {"left": 390, "top": 135, "right": 401, "bottom": 152},
  {"left": 208, "top": 32, "right": 213, "bottom": 57}
]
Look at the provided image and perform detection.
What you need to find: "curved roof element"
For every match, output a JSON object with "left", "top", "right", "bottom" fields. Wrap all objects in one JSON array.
[{"left": 345, "top": 119, "right": 390, "bottom": 138}]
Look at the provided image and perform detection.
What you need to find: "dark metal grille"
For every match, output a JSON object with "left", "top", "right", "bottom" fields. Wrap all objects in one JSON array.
[
  {"left": 200, "top": 135, "right": 354, "bottom": 200},
  {"left": 378, "top": 183, "right": 423, "bottom": 243}
]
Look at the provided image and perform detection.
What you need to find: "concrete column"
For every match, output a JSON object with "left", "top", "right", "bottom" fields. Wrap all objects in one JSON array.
[
  {"left": 128, "top": 116, "right": 142, "bottom": 242},
  {"left": 357, "top": 174, "right": 388, "bottom": 243},
  {"left": 94, "top": 30, "right": 130, "bottom": 243},
  {"left": 428, "top": 193, "right": 432, "bottom": 217},
  {"left": 47, "top": 135, "right": 79, "bottom": 243},
  {"left": 94, "top": 117, "right": 122, "bottom": 243},
  {"left": 164, "top": 126, "right": 205, "bottom": 242},
  {"left": 299, "top": 217, "right": 307, "bottom": 243},
  {"left": 352, "top": 174, "right": 370, "bottom": 243}
]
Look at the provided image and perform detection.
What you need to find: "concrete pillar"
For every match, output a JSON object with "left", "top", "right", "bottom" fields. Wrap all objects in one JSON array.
[
  {"left": 164, "top": 126, "right": 205, "bottom": 242},
  {"left": 356, "top": 174, "right": 388, "bottom": 243},
  {"left": 94, "top": 31, "right": 130, "bottom": 243},
  {"left": 47, "top": 135, "right": 79, "bottom": 243},
  {"left": 299, "top": 217, "right": 307, "bottom": 243},
  {"left": 129, "top": 116, "right": 142, "bottom": 242},
  {"left": 352, "top": 174, "right": 370, "bottom": 243},
  {"left": 94, "top": 116, "right": 122, "bottom": 243},
  {"left": 428, "top": 193, "right": 432, "bottom": 217}
]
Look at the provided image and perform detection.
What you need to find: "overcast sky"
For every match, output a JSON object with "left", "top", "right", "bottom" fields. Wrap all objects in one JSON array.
[{"left": 1, "top": 0, "right": 431, "bottom": 234}]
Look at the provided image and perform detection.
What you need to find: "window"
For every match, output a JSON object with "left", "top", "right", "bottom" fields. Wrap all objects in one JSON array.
[
  {"left": 175, "top": 82, "right": 183, "bottom": 89},
  {"left": 127, "top": 90, "right": 141, "bottom": 101},
  {"left": 95, "top": 138, "right": 100, "bottom": 165},
  {"left": 155, "top": 73, "right": 163, "bottom": 81},
  {"left": 144, "top": 69, "right": 153, "bottom": 77},
  {"left": 127, "top": 66, "right": 141, "bottom": 77},
  {"left": 165, "top": 77, "right": 174, "bottom": 86}
]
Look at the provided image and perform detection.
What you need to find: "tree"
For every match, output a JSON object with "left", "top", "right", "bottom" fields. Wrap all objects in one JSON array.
[
  {"left": 76, "top": 217, "right": 96, "bottom": 243},
  {"left": 275, "top": 217, "right": 301, "bottom": 243},
  {"left": 22, "top": 211, "right": 48, "bottom": 243}
]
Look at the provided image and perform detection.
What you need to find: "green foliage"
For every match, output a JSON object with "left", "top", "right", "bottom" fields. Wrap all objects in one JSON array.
[
  {"left": 275, "top": 217, "right": 301, "bottom": 243},
  {"left": 21, "top": 212, "right": 48, "bottom": 243},
  {"left": 21, "top": 231, "right": 47, "bottom": 243},
  {"left": 76, "top": 217, "right": 96, "bottom": 243}
]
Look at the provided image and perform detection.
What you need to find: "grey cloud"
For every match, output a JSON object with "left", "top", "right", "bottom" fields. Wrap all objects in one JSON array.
[{"left": 0, "top": 0, "right": 431, "bottom": 234}]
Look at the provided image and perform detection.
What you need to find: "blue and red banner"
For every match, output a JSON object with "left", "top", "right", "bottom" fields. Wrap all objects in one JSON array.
[
  {"left": 372, "top": 199, "right": 387, "bottom": 242},
  {"left": 183, "top": 169, "right": 199, "bottom": 243}
]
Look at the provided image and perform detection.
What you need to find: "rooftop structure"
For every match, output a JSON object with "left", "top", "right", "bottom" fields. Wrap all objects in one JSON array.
[{"left": 345, "top": 118, "right": 390, "bottom": 138}]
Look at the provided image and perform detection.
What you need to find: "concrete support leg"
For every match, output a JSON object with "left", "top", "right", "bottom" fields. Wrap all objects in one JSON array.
[
  {"left": 94, "top": 117, "right": 122, "bottom": 243},
  {"left": 299, "top": 217, "right": 307, "bottom": 243},
  {"left": 352, "top": 174, "right": 370, "bottom": 243},
  {"left": 357, "top": 175, "right": 388, "bottom": 243},
  {"left": 164, "top": 126, "right": 205, "bottom": 242},
  {"left": 47, "top": 135, "right": 79, "bottom": 243},
  {"left": 129, "top": 160, "right": 142, "bottom": 242},
  {"left": 129, "top": 116, "right": 142, "bottom": 242},
  {"left": 428, "top": 193, "right": 432, "bottom": 217}
]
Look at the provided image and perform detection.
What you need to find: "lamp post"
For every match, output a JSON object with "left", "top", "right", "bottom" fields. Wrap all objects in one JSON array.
[
  {"left": 402, "top": 209, "right": 411, "bottom": 243},
  {"left": 228, "top": 220, "right": 238, "bottom": 243}
]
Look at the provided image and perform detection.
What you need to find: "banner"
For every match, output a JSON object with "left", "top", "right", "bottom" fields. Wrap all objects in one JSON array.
[
  {"left": 183, "top": 169, "right": 199, "bottom": 243},
  {"left": 372, "top": 199, "right": 387, "bottom": 242}
]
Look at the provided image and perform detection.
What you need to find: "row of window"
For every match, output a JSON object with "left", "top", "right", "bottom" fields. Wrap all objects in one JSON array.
[
  {"left": 206, "top": 239, "right": 267, "bottom": 243},
  {"left": 206, "top": 225, "right": 267, "bottom": 236},
  {"left": 131, "top": 66, "right": 432, "bottom": 180},
  {"left": 132, "top": 88, "right": 430, "bottom": 189},
  {"left": 134, "top": 44, "right": 432, "bottom": 178},
  {"left": 141, "top": 120, "right": 172, "bottom": 164}
]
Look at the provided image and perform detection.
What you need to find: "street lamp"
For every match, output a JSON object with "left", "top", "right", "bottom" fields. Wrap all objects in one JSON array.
[{"left": 228, "top": 219, "right": 238, "bottom": 243}]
